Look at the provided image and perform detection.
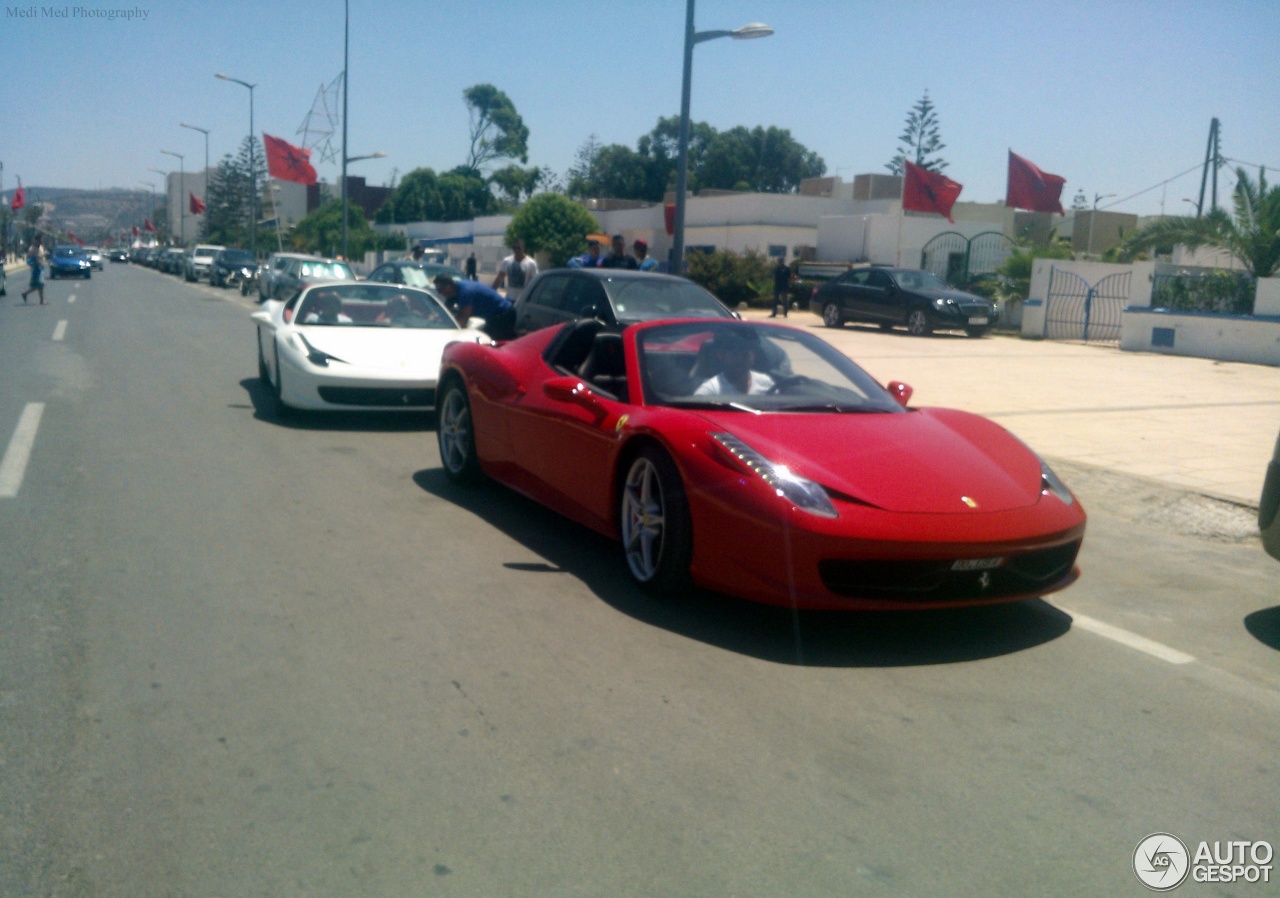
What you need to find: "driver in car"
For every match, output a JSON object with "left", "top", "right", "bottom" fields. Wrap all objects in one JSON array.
[{"left": 694, "top": 329, "right": 775, "bottom": 395}]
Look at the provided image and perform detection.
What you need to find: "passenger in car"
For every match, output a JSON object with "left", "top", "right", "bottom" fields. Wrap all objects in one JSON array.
[
  {"left": 694, "top": 329, "right": 775, "bottom": 395},
  {"left": 302, "top": 292, "right": 352, "bottom": 325}
]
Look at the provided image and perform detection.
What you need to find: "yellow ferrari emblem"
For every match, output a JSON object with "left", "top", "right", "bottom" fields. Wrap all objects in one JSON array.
[
  {"left": 961, "top": 496, "right": 979, "bottom": 508},
  {"left": 615, "top": 415, "right": 629, "bottom": 432}
]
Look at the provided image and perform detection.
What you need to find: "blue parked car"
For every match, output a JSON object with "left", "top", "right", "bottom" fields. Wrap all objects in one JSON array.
[{"left": 49, "top": 245, "right": 92, "bottom": 280}]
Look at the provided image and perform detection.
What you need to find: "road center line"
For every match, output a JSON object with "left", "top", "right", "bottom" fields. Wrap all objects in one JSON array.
[
  {"left": 1061, "top": 608, "right": 1196, "bottom": 665},
  {"left": 52, "top": 320, "right": 68, "bottom": 341},
  {"left": 0, "top": 403, "right": 46, "bottom": 498}
]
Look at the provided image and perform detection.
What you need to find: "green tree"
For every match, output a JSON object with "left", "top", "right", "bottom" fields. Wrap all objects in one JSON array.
[
  {"left": 489, "top": 164, "right": 544, "bottom": 207},
  {"left": 204, "top": 136, "right": 268, "bottom": 248},
  {"left": 994, "top": 241, "right": 1075, "bottom": 302},
  {"left": 886, "top": 91, "right": 948, "bottom": 175},
  {"left": 699, "top": 126, "right": 827, "bottom": 193},
  {"left": 376, "top": 166, "right": 495, "bottom": 223},
  {"left": 1120, "top": 167, "right": 1280, "bottom": 278},
  {"left": 463, "top": 84, "right": 529, "bottom": 172},
  {"left": 291, "top": 199, "right": 387, "bottom": 259},
  {"left": 505, "top": 193, "right": 599, "bottom": 267}
]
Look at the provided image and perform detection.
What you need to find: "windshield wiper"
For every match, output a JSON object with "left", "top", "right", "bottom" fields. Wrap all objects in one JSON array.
[
  {"left": 666, "top": 400, "right": 762, "bottom": 414},
  {"left": 774, "top": 403, "right": 881, "bottom": 413}
]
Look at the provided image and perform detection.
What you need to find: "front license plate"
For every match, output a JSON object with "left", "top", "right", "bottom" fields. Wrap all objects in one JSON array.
[
  {"left": 951, "top": 557, "right": 1003, "bottom": 571},
  {"left": 968, "top": 316, "right": 989, "bottom": 325}
]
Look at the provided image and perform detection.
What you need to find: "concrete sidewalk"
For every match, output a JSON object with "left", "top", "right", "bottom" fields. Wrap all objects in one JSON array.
[{"left": 743, "top": 308, "right": 1280, "bottom": 507}]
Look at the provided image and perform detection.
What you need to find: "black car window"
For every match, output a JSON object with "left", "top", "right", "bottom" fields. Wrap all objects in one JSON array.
[
  {"left": 607, "top": 278, "right": 733, "bottom": 321},
  {"left": 867, "top": 270, "right": 893, "bottom": 289},
  {"left": 527, "top": 274, "right": 572, "bottom": 310},
  {"left": 836, "top": 270, "right": 869, "bottom": 286},
  {"left": 367, "top": 265, "right": 391, "bottom": 282}
]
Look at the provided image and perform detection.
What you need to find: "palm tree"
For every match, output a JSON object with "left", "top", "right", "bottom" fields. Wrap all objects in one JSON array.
[{"left": 1121, "top": 167, "right": 1280, "bottom": 277}]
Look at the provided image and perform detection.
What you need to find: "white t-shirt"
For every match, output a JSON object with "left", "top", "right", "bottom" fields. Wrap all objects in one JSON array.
[
  {"left": 695, "top": 371, "right": 775, "bottom": 395},
  {"left": 499, "top": 255, "right": 538, "bottom": 301}
]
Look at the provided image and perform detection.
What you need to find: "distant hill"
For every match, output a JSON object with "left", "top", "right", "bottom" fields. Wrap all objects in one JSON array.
[{"left": 1, "top": 186, "right": 159, "bottom": 240}]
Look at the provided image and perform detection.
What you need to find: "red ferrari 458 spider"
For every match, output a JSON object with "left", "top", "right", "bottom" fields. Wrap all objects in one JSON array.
[{"left": 437, "top": 318, "right": 1086, "bottom": 610}]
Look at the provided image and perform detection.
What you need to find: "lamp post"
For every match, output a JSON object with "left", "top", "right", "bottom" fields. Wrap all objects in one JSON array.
[
  {"left": 671, "top": 1, "right": 772, "bottom": 274},
  {"left": 216, "top": 72, "right": 257, "bottom": 258},
  {"left": 180, "top": 122, "right": 211, "bottom": 239},
  {"left": 160, "top": 151, "right": 186, "bottom": 244},
  {"left": 343, "top": 151, "right": 387, "bottom": 260},
  {"left": 1086, "top": 192, "right": 1115, "bottom": 257},
  {"left": 146, "top": 169, "right": 167, "bottom": 240},
  {"left": 1182, "top": 197, "right": 1199, "bottom": 218}
]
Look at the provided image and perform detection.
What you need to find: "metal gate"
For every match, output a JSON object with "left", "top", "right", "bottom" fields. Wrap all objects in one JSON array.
[
  {"left": 1044, "top": 268, "right": 1129, "bottom": 342},
  {"left": 920, "top": 231, "right": 1015, "bottom": 288}
]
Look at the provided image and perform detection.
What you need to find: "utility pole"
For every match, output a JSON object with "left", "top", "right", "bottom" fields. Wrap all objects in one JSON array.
[{"left": 1194, "top": 118, "right": 1220, "bottom": 218}]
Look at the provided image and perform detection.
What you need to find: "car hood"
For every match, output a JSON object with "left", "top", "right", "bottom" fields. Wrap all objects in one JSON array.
[
  {"left": 297, "top": 326, "right": 482, "bottom": 370},
  {"left": 688, "top": 406, "right": 1043, "bottom": 513}
]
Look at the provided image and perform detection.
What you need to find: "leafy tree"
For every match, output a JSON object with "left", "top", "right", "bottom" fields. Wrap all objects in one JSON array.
[
  {"left": 1120, "top": 167, "right": 1280, "bottom": 278},
  {"left": 886, "top": 91, "right": 948, "bottom": 175},
  {"left": 290, "top": 199, "right": 388, "bottom": 259},
  {"left": 375, "top": 166, "right": 495, "bottom": 223},
  {"left": 505, "top": 193, "right": 599, "bottom": 267},
  {"left": 463, "top": 84, "right": 529, "bottom": 172},
  {"left": 699, "top": 126, "right": 827, "bottom": 193},
  {"left": 204, "top": 136, "right": 268, "bottom": 248},
  {"left": 489, "top": 164, "right": 544, "bottom": 207},
  {"left": 637, "top": 116, "right": 717, "bottom": 198}
]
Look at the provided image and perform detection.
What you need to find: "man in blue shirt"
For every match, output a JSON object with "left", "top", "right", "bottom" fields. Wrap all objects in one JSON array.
[{"left": 433, "top": 274, "right": 517, "bottom": 340}]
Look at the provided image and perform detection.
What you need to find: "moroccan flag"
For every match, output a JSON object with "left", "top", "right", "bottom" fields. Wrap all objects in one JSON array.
[
  {"left": 664, "top": 203, "right": 676, "bottom": 236},
  {"left": 132, "top": 226, "right": 140, "bottom": 236},
  {"left": 144, "top": 218, "right": 156, "bottom": 232},
  {"left": 1006, "top": 150, "right": 1066, "bottom": 214},
  {"left": 11, "top": 181, "right": 24, "bottom": 211},
  {"left": 189, "top": 192, "right": 206, "bottom": 214},
  {"left": 902, "top": 160, "right": 962, "bottom": 223},
  {"left": 263, "top": 133, "right": 318, "bottom": 185},
  {"left": 69, "top": 231, "right": 82, "bottom": 245}
]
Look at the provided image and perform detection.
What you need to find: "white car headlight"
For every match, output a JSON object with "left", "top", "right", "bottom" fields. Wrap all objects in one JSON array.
[
  {"left": 1040, "top": 459, "right": 1074, "bottom": 505},
  {"left": 712, "top": 432, "right": 838, "bottom": 518}
]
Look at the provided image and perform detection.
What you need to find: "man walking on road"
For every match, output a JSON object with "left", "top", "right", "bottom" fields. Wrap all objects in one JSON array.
[
  {"left": 492, "top": 239, "right": 537, "bottom": 304},
  {"left": 770, "top": 257, "right": 792, "bottom": 317}
]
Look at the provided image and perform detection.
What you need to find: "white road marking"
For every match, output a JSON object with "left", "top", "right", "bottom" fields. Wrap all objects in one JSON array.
[
  {"left": 1062, "top": 609, "right": 1196, "bottom": 665},
  {"left": 52, "top": 320, "right": 68, "bottom": 341},
  {"left": 68, "top": 294, "right": 76, "bottom": 303},
  {"left": 0, "top": 403, "right": 46, "bottom": 498}
]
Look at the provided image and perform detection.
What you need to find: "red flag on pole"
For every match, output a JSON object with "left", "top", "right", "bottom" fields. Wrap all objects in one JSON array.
[
  {"left": 263, "top": 133, "right": 318, "bottom": 185},
  {"left": 132, "top": 226, "right": 140, "bottom": 236},
  {"left": 1005, "top": 150, "right": 1066, "bottom": 214},
  {"left": 902, "top": 161, "right": 962, "bottom": 223},
  {"left": 68, "top": 231, "right": 82, "bottom": 245},
  {"left": 663, "top": 203, "right": 676, "bottom": 236},
  {"left": 144, "top": 218, "right": 156, "bottom": 232},
  {"left": 189, "top": 192, "right": 206, "bottom": 214},
  {"left": 11, "top": 181, "right": 24, "bottom": 211}
]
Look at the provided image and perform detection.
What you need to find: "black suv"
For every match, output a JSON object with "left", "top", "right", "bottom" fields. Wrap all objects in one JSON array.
[
  {"left": 513, "top": 268, "right": 735, "bottom": 335},
  {"left": 810, "top": 267, "right": 998, "bottom": 337},
  {"left": 209, "top": 248, "right": 257, "bottom": 287}
]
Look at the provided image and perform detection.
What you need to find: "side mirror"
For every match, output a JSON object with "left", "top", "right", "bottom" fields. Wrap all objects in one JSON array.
[
  {"left": 886, "top": 380, "right": 913, "bottom": 407},
  {"left": 250, "top": 311, "right": 271, "bottom": 325}
]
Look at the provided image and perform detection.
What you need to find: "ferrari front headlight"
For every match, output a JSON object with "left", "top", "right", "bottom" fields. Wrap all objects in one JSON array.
[
  {"left": 712, "top": 432, "right": 838, "bottom": 518},
  {"left": 1040, "top": 459, "right": 1074, "bottom": 505}
]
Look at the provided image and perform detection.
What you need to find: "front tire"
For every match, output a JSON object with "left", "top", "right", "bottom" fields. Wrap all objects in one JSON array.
[
  {"left": 271, "top": 342, "right": 293, "bottom": 419},
  {"left": 257, "top": 335, "right": 269, "bottom": 383},
  {"left": 907, "top": 308, "right": 933, "bottom": 336},
  {"left": 438, "top": 379, "right": 480, "bottom": 483},
  {"left": 822, "top": 303, "right": 843, "bottom": 328},
  {"left": 619, "top": 447, "right": 693, "bottom": 595}
]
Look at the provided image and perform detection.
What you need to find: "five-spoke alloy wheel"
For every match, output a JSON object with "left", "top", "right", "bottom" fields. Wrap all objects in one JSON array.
[{"left": 619, "top": 447, "right": 692, "bottom": 594}]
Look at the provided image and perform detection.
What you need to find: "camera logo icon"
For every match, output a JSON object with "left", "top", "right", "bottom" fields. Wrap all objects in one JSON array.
[{"left": 1134, "top": 833, "right": 1191, "bottom": 891}]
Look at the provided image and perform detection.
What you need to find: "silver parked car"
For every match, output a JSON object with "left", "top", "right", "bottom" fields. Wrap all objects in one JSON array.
[{"left": 257, "top": 252, "right": 317, "bottom": 302}]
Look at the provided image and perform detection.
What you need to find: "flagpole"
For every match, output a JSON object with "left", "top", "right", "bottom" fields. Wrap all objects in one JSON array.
[{"left": 897, "top": 175, "right": 906, "bottom": 267}]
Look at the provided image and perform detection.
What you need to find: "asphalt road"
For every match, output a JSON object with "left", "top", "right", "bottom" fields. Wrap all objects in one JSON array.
[{"left": 1, "top": 264, "right": 1276, "bottom": 897}]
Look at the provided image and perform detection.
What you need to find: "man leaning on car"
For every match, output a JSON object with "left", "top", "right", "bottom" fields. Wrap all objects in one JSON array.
[{"left": 433, "top": 275, "right": 517, "bottom": 341}]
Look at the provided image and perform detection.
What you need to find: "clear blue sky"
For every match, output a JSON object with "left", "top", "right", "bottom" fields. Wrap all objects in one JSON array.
[{"left": 3, "top": 0, "right": 1277, "bottom": 216}]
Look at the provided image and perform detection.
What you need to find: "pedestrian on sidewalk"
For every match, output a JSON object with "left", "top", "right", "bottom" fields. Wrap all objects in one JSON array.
[
  {"left": 492, "top": 238, "right": 538, "bottom": 304},
  {"left": 465, "top": 252, "right": 477, "bottom": 280},
  {"left": 22, "top": 235, "right": 46, "bottom": 304},
  {"left": 770, "top": 256, "right": 792, "bottom": 317}
]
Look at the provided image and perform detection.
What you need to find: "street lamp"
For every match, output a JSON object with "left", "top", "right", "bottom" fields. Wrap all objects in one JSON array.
[
  {"left": 160, "top": 150, "right": 185, "bottom": 245},
  {"left": 216, "top": 72, "right": 257, "bottom": 258},
  {"left": 1182, "top": 197, "right": 1200, "bottom": 218},
  {"left": 341, "top": 151, "right": 387, "bottom": 261},
  {"left": 180, "top": 122, "right": 211, "bottom": 239},
  {"left": 1086, "top": 192, "right": 1115, "bottom": 257},
  {"left": 671, "top": 1, "right": 772, "bottom": 274},
  {"left": 137, "top": 180, "right": 156, "bottom": 242}
]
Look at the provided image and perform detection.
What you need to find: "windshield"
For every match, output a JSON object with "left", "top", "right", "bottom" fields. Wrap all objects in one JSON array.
[
  {"left": 295, "top": 283, "right": 458, "bottom": 329},
  {"left": 893, "top": 270, "right": 948, "bottom": 291},
  {"left": 299, "top": 261, "right": 355, "bottom": 280},
  {"left": 607, "top": 279, "right": 734, "bottom": 322},
  {"left": 401, "top": 265, "right": 466, "bottom": 288},
  {"left": 54, "top": 247, "right": 85, "bottom": 258},
  {"left": 637, "top": 321, "right": 905, "bottom": 413}
]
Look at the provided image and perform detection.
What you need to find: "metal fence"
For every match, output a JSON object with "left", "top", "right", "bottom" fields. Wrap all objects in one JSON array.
[{"left": 1044, "top": 267, "right": 1129, "bottom": 343}]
